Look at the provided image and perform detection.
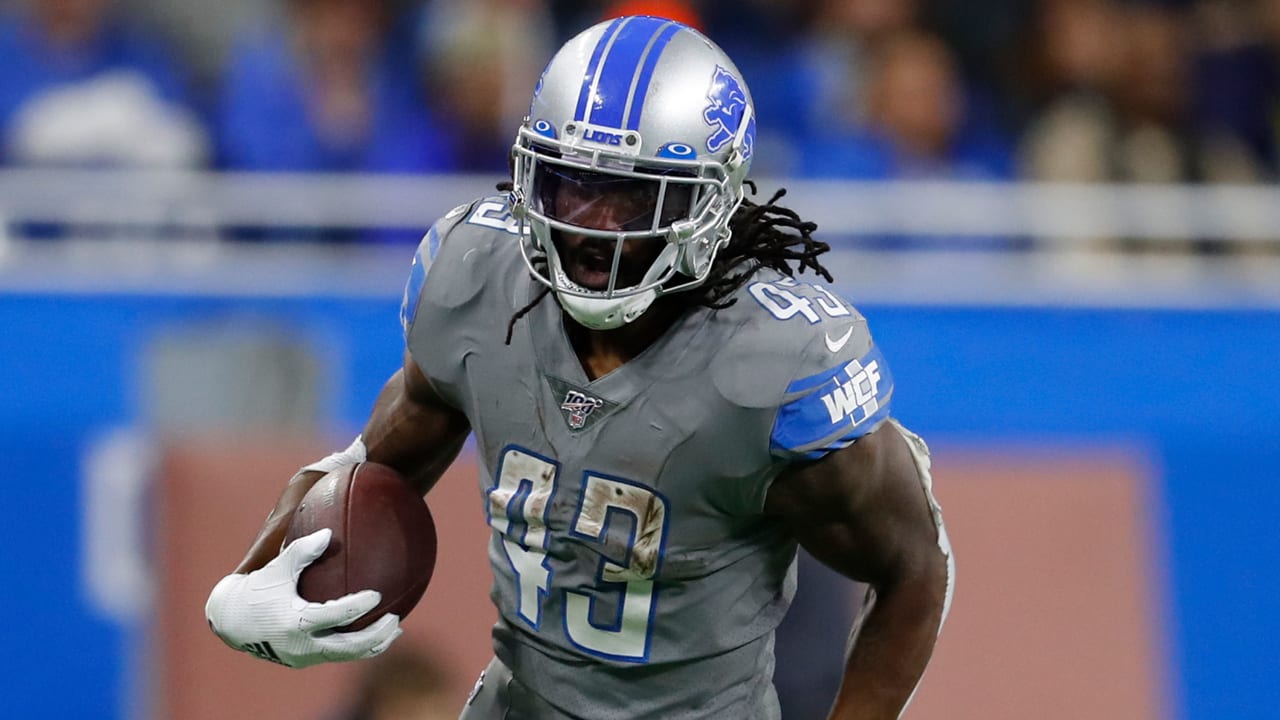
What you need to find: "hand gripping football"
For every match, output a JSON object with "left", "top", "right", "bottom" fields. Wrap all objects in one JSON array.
[{"left": 284, "top": 462, "right": 437, "bottom": 631}]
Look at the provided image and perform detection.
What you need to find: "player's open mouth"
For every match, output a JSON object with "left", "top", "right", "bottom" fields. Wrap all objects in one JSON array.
[
  {"left": 557, "top": 233, "right": 664, "bottom": 293},
  {"left": 568, "top": 248, "right": 615, "bottom": 290}
]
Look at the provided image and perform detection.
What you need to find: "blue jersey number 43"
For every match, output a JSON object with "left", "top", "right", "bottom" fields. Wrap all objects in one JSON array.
[{"left": 487, "top": 446, "right": 669, "bottom": 663}]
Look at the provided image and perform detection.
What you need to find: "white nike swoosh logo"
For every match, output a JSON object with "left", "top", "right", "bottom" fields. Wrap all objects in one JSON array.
[{"left": 825, "top": 326, "right": 855, "bottom": 353}]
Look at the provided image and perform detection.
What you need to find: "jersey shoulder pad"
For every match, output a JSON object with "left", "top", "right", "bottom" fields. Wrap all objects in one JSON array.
[
  {"left": 710, "top": 273, "right": 895, "bottom": 461},
  {"left": 401, "top": 196, "right": 512, "bottom": 334},
  {"left": 770, "top": 314, "right": 893, "bottom": 461}
]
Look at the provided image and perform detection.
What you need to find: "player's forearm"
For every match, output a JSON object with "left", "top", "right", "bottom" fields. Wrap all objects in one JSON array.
[
  {"left": 362, "top": 394, "right": 467, "bottom": 496},
  {"left": 827, "top": 566, "right": 947, "bottom": 720},
  {"left": 230, "top": 363, "right": 466, "bottom": 574}
]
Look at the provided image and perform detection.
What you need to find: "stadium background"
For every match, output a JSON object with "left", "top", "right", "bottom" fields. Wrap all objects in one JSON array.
[{"left": 0, "top": 0, "right": 1277, "bottom": 718}]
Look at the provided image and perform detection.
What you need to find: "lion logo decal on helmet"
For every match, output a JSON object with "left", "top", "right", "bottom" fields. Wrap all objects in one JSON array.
[{"left": 703, "top": 66, "right": 756, "bottom": 159}]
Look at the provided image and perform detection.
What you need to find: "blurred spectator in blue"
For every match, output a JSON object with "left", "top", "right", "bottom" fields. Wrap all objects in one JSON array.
[
  {"left": 1016, "top": 0, "right": 1126, "bottom": 182},
  {"left": 798, "top": 30, "right": 1014, "bottom": 181},
  {"left": 1190, "top": 0, "right": 1280, "bottom": 179},
  {"left": 796, "top": 30, "right": 1014, "bottom": 251},
  {"left": 1020, "top": 0, "right": 1256, "bottom": 253},
  {"left": 706, "top": 0, "right": 918, "bottom": 176},
  {"left": 922, "top": 0, "right": 1035, "bottom": 133},
  {"left": 752, "top": 0, "right": 1014, "bottom": 178},
  {"left": 417, "top": 0, "right": 553, "bottom": 173},
  {"left": 797, "top": 0, "right": 920, "bottom": 142},
  {"left": 216, "top": 0, "right": 456, "bottom": 174},
  {"left": 0, "top": 0, "right": 206, "bottom": 166},
  {"left": 1021, "top": 1, "right": 1253, "bottom": 185}
]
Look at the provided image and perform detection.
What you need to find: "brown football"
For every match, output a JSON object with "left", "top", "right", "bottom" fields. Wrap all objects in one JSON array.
[{"left": 284, "top": 462, "right": 436, "bottom": 632}]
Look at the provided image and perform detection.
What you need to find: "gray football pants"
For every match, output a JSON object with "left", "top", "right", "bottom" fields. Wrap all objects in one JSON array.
[{"left": 459, "top": 656, "right": 576, "bottom": 720}]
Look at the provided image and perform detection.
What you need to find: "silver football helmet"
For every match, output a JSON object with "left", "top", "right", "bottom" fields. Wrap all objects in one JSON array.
[{"left": 511, "top": 16, "right": 757, "bottom": 330}]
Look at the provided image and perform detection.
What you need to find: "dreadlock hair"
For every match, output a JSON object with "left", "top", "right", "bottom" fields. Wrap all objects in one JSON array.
[
  {"left": 501, "top": 180, "right": 831, "bottom": 344},
  {"left": 497, "top": 179, "right": 553, "bottom": 345},
  {"left": 690, "top": 179, "right": 831, "bottom": 310}
]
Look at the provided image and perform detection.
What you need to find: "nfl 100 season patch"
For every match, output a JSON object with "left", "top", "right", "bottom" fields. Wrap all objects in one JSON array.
[{"left": 545, "top": 376, "right": 618, "bottom": 432}]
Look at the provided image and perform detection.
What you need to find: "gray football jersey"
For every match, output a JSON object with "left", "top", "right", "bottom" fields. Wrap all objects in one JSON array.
[{"left": 401, "top": 196, "right": 895, "bottom": 719}]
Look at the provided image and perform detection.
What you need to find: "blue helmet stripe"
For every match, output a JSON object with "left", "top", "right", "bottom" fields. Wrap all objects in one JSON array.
[
  {"left": 574, "top": 17, "right": 627, "bottom": 123},
  {"left": 624, "top": 21, "right": 681, "bottom": 130},
  {"left": 584, "top": 16, "right": 672, "bottom": 129}
]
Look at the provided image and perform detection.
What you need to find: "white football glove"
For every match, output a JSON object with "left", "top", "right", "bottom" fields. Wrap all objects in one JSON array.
[{"left": 204, "top": 528, "right": 402, "bottom": 669}]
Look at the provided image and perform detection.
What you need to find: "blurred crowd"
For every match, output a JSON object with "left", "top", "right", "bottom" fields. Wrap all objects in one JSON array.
[{"left": 3, "top": 0, "right": 1280, "bottom": 205}]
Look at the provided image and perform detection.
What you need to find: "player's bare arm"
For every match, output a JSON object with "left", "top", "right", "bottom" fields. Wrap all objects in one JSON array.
[
  {"left": 204, "top": 351, "right": 468, "bottom": 669},
  {"left": 360, "top": 352, "right": 471, "bottom": 494},
  {"left": 233, "top": 351, "right": 469, "bottom": 575},
  {"left": 766, "top": 421, "right": 951, "bottom": 720}
]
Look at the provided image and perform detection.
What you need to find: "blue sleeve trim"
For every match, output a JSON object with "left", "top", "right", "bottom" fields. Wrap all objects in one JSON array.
[
  {"left": 425, "top": 224, "right": 442, "bottom": 261},
  {"left": 399, "top": 226, "right": 436, "bottom": 336},
  {"left": 770, "top": 345, "right": 894, "bottom": 459}
]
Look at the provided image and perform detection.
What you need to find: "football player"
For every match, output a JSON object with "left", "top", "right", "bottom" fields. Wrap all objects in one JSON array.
[{"left": 205, "top": 16, "right": 953, "bottom": 720}]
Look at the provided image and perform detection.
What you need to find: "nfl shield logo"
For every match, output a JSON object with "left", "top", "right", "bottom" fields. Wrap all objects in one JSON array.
[
  {"left": 546, "top": 376, "right": 616, "bottom": 431},
  {"left": 560, "top": 390, "right": 603, "bottom": 429}
]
